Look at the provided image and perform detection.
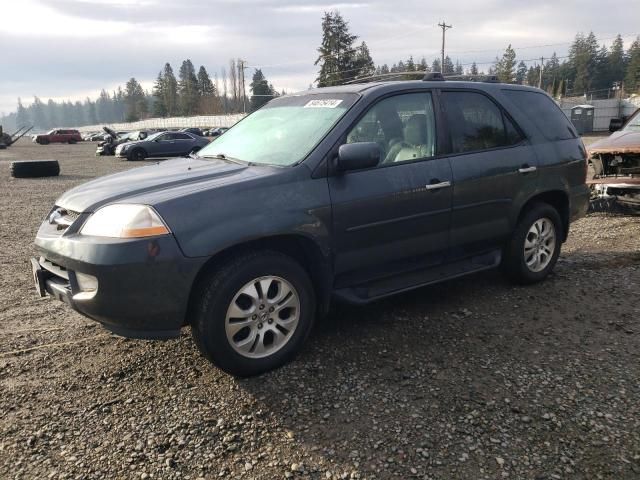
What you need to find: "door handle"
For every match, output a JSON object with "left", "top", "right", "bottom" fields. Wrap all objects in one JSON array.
[
  {"left": 518, "top": 166, "right": 537, "bottom": 173},
  {"left": 425, "top": 180, "right": 451, "bottom": 191}
]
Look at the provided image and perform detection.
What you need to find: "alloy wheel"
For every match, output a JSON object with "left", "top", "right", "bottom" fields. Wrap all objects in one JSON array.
[
  {"left": 523, "top": 217, "right": 556, "bottom": 272},
  {"left": 225, "top": 276, "right": 300, "bottom": 359}
]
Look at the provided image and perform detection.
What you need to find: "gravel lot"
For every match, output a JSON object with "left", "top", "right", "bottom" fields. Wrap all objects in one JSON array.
[{"left": 1, "top": 138, "right": 639, "bottom": 480}]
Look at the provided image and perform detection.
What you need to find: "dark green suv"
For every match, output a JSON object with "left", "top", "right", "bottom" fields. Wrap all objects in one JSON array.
[{"left": 32, "top": 77, "right": 590, "bottom": 376}]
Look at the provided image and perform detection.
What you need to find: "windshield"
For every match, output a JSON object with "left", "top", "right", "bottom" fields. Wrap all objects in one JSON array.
[
  {"left": 197, "top": 93, "right": 359, "bottom": 166},
  {"left": 144, "top": 132, "right": 162, "bottom": 141},
  {"left": 623, "top": 111, "right": 640, "bottom": 131}
]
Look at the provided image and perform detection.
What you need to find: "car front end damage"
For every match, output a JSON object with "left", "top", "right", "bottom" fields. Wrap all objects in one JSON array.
[{"left": 588, "top": 135, "right": 640, "bottom": 211}]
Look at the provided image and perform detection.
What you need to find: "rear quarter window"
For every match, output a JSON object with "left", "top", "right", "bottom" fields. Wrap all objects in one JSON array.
[{"left": 502, "top": 90, "right": 577, "bottom": 141}]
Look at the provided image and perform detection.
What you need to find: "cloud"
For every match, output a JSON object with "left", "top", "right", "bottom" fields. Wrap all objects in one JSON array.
[{"left": 0, "top": 0, "right": 638, "bottom": 113}]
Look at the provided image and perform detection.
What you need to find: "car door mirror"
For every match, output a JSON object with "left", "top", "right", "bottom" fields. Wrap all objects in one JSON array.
[{"left": 337, "top": 142, "right": 380, "bottom": 172}]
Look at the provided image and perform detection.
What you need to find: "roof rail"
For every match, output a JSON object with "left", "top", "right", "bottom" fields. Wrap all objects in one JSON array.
[{"left": 342, "top": 71, "right": 427, "bottom": 85}]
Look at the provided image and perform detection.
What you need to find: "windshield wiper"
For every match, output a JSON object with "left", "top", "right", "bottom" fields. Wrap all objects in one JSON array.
[{"left": 199, "top": 153, "right": 248, "bottom": 165}]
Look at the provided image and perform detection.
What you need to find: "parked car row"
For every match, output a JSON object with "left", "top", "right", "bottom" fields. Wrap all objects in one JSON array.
[{"left": 34, "top": 125, "right": 229, "bottom": 146}]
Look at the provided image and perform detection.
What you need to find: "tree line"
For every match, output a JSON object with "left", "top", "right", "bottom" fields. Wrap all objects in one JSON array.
[
  {"left": 315, "top": 11, "right": 640, "bottom": 98},
  {"left": 2, "top": 58, "right": 281, "bottom": 131}
]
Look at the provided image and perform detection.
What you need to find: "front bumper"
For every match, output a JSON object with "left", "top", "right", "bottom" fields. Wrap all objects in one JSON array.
[{"left": 34, "top": 221, "right": 206, "bottom": 339}]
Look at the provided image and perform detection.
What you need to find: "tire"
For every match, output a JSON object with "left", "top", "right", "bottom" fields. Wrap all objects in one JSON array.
[
  {"left": 502, "top": 202, "right": 562, "bottom": 284},
  {"left": 127, "top": 148, "right": 146, "bottom": 161},
  {"left": 10, "top": 160, "right": 60, "bottom": 178},
  {"left": 191, "top": 250, "right": 316, "bottom": 377}
]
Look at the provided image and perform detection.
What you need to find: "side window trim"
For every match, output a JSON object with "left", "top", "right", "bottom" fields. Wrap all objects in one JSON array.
[{"left": 440, "top": 88, "right": 527, "bottom": 156}]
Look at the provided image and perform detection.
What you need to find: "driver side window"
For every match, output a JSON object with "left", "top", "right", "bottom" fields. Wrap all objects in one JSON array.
[{"left": 346, "top": 92, "right": 436, "bottom": 165}]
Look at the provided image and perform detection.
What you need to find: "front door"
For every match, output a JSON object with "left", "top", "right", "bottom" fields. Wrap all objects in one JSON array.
[
  {"left": 440, "top": 90, "right": 538, "bottom": 258},
  {"left": 329, "top": 91, "right": 453, "bottom": 287}
]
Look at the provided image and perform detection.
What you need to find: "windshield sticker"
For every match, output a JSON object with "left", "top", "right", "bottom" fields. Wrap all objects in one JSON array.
[{"left": 304, "top": 99, "right": 343, "bottom": 108}]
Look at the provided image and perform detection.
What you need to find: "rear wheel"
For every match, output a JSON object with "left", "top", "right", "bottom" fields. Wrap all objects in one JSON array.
[
  {"left": 191, "top": 251, "right": 316, "bottom": 377},
  {"left": 502, "top": 203, "right": 562, "bottom": 284}
]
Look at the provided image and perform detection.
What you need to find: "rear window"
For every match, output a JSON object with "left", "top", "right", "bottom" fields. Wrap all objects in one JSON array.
[{"left": 502, "top": 90, "right": 576, "bottom": 141}]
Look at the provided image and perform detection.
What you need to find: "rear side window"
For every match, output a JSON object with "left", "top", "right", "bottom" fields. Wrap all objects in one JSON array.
[
  {"left": 502, "top": 90, "right": 576, "bottom": 141},
  {"left": 442, "top": 91, "right": 523, "bottom": 154}
]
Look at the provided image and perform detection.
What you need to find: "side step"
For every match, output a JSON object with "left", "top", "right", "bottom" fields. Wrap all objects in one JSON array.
[{"left": 333, "top": 250, "right": 501, "bottom": 304}]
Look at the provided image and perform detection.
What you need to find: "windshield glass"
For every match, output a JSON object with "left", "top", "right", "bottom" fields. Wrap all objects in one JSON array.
[
  {"left": 197, "top": 93, "right": 359, "bottom": 166},
  {"left": 145, "top": 132, "right": 162, "bottom": 141},
  {"left": 623, "top": 111, "right": 640, "bottom": 131}
]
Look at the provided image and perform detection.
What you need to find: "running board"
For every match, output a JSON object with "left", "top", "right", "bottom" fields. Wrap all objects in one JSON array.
[{"left": 333, "top": 250, "right": 501, "bottom": 304}]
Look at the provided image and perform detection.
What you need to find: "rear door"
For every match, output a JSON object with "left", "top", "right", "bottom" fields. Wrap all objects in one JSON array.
[
  {"left": 329, "top": 91, "right": 453, "bottom": 287},
  {"left": 441, "top": 89, "right": 537, "bottom": 258},
  {"left": 172, "top": 132, "right": 196, "bottom": 155}
]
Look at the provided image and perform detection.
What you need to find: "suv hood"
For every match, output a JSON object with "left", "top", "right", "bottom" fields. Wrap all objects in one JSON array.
[
  {"left": 589, "top": 130, "right": 640, "bottom": 155},
  {"left": 56, "top": 157, "right": 248, "bottom": 213}
]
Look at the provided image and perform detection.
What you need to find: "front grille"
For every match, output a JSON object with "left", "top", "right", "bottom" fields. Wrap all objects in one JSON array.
[{"left": 49, "top": 207, "right": 80, "bottom": 231}]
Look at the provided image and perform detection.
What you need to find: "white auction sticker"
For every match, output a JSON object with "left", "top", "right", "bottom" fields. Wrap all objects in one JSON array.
[{"left": 304, "top": 99, "right": 343, "bottom": 108}]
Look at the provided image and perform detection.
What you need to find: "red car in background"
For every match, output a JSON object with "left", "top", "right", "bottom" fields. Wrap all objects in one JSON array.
[{"left": 33, "top": 129, "right": 83, "bottom": 145}]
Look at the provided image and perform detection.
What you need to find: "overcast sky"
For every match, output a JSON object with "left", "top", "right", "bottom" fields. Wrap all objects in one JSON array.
[{"left": 1, "top": 0, "right": 638, "bottom": 114}]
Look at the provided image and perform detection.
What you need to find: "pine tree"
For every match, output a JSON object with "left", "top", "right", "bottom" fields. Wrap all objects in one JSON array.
[
  {"left": 496, "top": 44, "right": 517, "bottom": 83},
  {"left": 570, "top": 32, "right": 599, "bottom": 93},
  {"left": 443, "top": 56, "right": 455, "bottom": 74},
  {"left": 162, "top": 63, "right": 179, "bottom": 116},
  {"left": 197, "top": 66, "right": 216, "bottom": 114},
  {"left": 355, "top": 42, "right": 375, "bottom": 78},
  {"left": 315, "top": 11, "right": 359, "bottom": 86},
  {"left": 178, "top": 59, "right": 199, "bottom": 115},
  {"left": 250, "top": 69, "right": 274, "bottom": 111},
  {"left": 31, "top": 97, "right": 46, "bottom": 129},
  {"left": 124, "top": 77, "right": 146, "bottom": 122},
  {"left": 625, "top": 37, "right": 640, "bottom": 93},
  {"left": 16, "top": 98, "right": 28, "bottom": 127},
  {"left": 543, "top": 53, "right": 560, "bottom": 93},
  {"left": 419, "top": 57, "right": 429, "bottom": 72},
  {"left": 470, "top": 62, "right": 478, "bottom": 76},
  {"left": 607, "top": 34, "right": 626, "bottom": 85},
  {"left": 152, "top": 71, "right": 167, "bottom": 117},
  {"left": 86, "top": 98, "right": 98, "bottom": 125},
  {"left": 431, "top": 59, "right": 442, "bottom": 73},
  {"left": 515, "top": 61, "right": 528, "bottom": 85}
]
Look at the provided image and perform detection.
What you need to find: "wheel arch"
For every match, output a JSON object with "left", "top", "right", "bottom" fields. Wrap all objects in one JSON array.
[
  {"left": 516, "top": 190, "right": 570, "bottom": 241},
  {"left": 185, "top": 234, "right": 333, "bottom": 326}
]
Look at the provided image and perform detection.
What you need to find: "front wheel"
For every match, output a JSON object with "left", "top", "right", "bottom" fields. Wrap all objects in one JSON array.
[
  {"left": 502, "top": 203, "right": 562, "bottom": 284},
  {"left": 127, "top": 148, "right": 146, "bottom": 161},
  {"left": 191, "top": 251, "right": 316, "bottom": 376}
]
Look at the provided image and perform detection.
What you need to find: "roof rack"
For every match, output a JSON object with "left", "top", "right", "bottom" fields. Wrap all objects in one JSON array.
[
  {"left": 342, "top": 71, "right": 427, "bottom": 85},
  {"left": 341, "top": 72, "right": 504, "bottom": 86}
]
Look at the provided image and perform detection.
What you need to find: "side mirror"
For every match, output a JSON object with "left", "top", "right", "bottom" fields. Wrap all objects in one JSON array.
[
  {"left": 337, "top": 142, "right": 380, "bottom": 172},
  {"left": 609, "top": 118, "right": 623, "bottom": 132}
]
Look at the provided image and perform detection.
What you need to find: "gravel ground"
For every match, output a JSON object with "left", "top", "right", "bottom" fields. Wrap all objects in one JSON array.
[{"left": 1, "top": 138, "right": 639, "bottom": 480}]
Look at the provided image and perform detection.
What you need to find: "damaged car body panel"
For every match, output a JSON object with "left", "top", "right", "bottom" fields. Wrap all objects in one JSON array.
[{"left": 587, "top": 109, "right": 640, "bottom": 209}]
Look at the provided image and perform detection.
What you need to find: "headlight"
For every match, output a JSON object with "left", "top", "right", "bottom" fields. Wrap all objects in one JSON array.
[{"left": 80, "top": 204, "right": 170, "bottom": 238}]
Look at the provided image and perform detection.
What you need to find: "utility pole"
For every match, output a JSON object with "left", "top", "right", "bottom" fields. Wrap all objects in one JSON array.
[
  {"left": 238, "top": 59, "right": 248, "bottom": 114},
  {"left": 438, "top": 21, "right": 452, "bottom": 74},
  {"left": 538, "top": 57, "right": 544, "bottom": 89}
]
